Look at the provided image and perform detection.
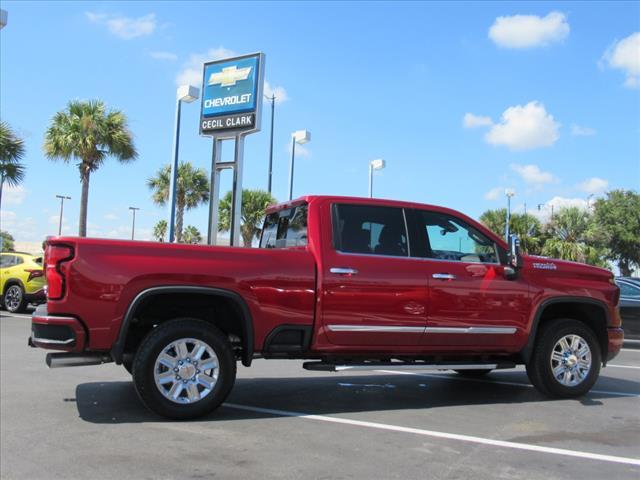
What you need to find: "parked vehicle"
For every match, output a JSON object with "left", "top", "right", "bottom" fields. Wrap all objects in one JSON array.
[
  {"left": 29, "top": 196, "right": 623, "bottom": 419},
  {"left": 1, "top": 252, "right": 46, "bottom": 313},
  {"left": 615, "top": 277, "right": 640, "bottom": 341}
]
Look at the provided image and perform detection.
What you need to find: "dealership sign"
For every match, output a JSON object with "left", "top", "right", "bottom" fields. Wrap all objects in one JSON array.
[{"left": 200, "top": 53, "right": 264, "bottom": 136}]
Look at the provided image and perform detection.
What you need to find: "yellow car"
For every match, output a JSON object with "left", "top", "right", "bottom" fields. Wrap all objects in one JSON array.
[{"left": 1, "top": 252, "right": 46, "bottom": 313}]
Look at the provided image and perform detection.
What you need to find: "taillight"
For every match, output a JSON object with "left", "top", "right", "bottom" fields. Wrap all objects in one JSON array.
[
  {"left": 45, "top": 245, "right": 74, "bottom": 300},
  {"left": 25, "top": 269, "right": 44, "bottom": 282}
]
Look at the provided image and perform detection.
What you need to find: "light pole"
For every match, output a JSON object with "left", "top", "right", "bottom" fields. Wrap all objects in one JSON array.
[
  {"left": 129, "top": 207, "right": 140, "bottom": 240},
  {"left": 265, "top": 94, "right": 276, "bottom": 194},
  {"left": 288, "top": 130, "right": 311, "bottom": 200},
  {"left": 368, "top": 159, "right": 385, "bottom": 198},
  {"left": 168, "top": 84, "right": 199, "bottom": 242},
  {"left": 505, "top": 188, "right": 515, "bottom": 240},
  {"left": 55, "top": 195, "right": 71, "bottom": 236}
]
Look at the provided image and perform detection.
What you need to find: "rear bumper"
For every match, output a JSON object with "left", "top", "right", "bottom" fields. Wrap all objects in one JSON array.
[
  {"left": 606, "top": 327, "right": 624, "bottom": 362},
  {"left": 29, "top": 304, "right": 86, "bottom": 352}
]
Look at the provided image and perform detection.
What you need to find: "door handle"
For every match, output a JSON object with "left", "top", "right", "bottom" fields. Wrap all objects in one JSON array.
[
  {"left": 330, "top": 267, "right": 358, "bottom": 275},
  {"left": 432, "top": 273, "right": 456, "bottom": 280}
]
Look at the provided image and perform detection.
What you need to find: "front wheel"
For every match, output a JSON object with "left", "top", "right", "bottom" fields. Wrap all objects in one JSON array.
[
  {"left": 4, "top": 285, "right": 28, "bottom": 313},
  {"left": 526, "top": 319, "right": 601, "bottom": 398},
  {"left": 132, "top": 318, "right": 237, "bottom": 419}
]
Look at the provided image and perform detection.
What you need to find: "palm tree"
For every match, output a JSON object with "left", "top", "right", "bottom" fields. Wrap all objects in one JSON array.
[
  {"left": 479, "top": 208, "right": 543, "bottom": 254},
  {"left": 182, "top": 225, "right": 202, "bottom": 244},
  {"left": 218, "top": 189, "right": 276, "bottom": 247},
  {"left": 541, "top": 207, "right": 607, "bottom": 267},
  {"left": 43, "top": 100, "right": 137, "bottom": 237},
  {"left": 147, "top": 162, "right": 209, "bottom": 242},
  {"left": 153, "top": 220, "right": 168, "bottom": 242},
  {"left": 0, "top": 121, "right": 27, "bottom": 211}
]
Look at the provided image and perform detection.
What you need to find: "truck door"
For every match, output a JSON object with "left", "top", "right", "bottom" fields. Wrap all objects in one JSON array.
[
  {"left": 410, "top": 209, "right": 530, "bottom": 350},
  {"left": 320, "top": 203, "right": 428, "bottom": 346}
]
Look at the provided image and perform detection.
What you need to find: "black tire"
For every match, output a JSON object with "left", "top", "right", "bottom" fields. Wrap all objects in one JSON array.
[
  {"left": 4, "top": 284, "right": 28, "bottom": 313},
  {"left": 132, "top": 318, "right": 236, "bottom": 419},
  {"left": 454, "top": 369, "right": 493, "bottom": 377},
  {"left": 526, "top": 318, "right": 601, "bottom": 398},
  {"left": 122, "top": 357, "right": 134, "bottom": 375}
]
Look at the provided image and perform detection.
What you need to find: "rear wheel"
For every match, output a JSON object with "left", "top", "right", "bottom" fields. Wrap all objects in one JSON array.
[
  {"left": 526, "top": 319, "right": 601, "bottom": 398},
  {"left": 454, "top": 369, "right": 493, "bottom": 377},
  {"left": 132, "top": 318, "right": 236, "bottom": 419},
  {"left": 4, "top": 285, "right": 27, "bottom": 313}
]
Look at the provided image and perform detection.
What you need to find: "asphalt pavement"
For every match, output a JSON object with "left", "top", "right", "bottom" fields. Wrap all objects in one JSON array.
[{"left": 1, "top": 311, "right": 639, "bottom": 480}]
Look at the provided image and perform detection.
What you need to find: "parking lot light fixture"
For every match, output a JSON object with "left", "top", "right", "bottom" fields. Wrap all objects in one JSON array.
[
  {"left": 168, "top": 85, "right": 200, "bottom": 243},
  {"left": 0, "top": 9, "right": 7, "bottom": 29},
  {"left": 368, "top": 159, "right": 385, "bottom": 198},
  {"left": 288, "top": 130, "right": 311, "bottom": 200},
  {"left": 505, "top": 188, "right": 515, "bottom": 240}
]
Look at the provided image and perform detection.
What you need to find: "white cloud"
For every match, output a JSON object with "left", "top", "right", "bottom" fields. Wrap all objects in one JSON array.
[
  {"left": 484, "top": 186, "right": 504, "bottom": 200},
  {"left": 2, "top": 185, "right": 27, "bottom": 205},
  {"left": 510, "top": 164, "right": 557, "bottom": 186},
  {"left": 571, "top": 124, "right": 596, "bottom": 136},
  {"left": 485, "top": 101, "right": 560, "bottom": 150},
  {"left": 264, "top": 81, "right": 289, "bottom": 104},
  {"left": 530, "top": 196, "right": 589, "bottom": 222},
  {"left": 150, "top": 51, "right": 177, "bottom": 61},
  {"left": 489, "top": 11, "right": 570, "bottom": 49},
  {"left": 104, "top": 213, "right": 119, "bottom": 221},
  {"left": 86, "top": 12, "right": 157, "bottom": 39},
  {"left": 176, "top": 47, "right": 238, "bottom": 86},
  {"left": 578, "top": 177, "right": 609, "bottom": 194},
  {"left": 463, "top": 113, "right": 493, "bottom": 128},
  {"left": 600, "top": 32, "right": 640, "bottom": 88},
  {"left": 0, "top": 210, "right": 40, "bottom": 241}
]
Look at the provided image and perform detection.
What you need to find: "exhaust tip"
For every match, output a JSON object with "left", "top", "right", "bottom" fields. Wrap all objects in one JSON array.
[{"left": 46, "top": 352, "right": 113, "bottom": 368}]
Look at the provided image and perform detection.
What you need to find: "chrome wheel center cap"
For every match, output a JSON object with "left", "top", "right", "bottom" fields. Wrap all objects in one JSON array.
[
  {"left": 565, "top": 354, "right": 578, "bottom": 368},
  {"left": 179, "top": 363, "right": 196, "bottom": 379}
]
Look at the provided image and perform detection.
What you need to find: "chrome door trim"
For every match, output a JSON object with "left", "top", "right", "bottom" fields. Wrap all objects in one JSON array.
[
  {"left": 425, "top": 326, "right": 517, "bottom": 334},
  {"left": 327, "top": 325, "right": 425, "bottom": 333}
]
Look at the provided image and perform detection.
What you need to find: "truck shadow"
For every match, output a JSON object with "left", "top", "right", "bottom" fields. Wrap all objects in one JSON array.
[{"left": 74, "top": 371, "right": 640, "bottom": 424}]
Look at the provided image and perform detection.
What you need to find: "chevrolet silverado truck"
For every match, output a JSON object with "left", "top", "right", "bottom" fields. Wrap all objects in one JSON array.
[{"left": 30, "top": 196, "right": 624, "bottom": 419}]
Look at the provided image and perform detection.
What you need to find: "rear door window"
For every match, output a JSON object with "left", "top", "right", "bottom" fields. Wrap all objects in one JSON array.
[
  {"left": 333, "top": 204, "right": 408, "bottom": 257},
  {"left": 260, "top": 204, "right": 308, "bottom": 248}
]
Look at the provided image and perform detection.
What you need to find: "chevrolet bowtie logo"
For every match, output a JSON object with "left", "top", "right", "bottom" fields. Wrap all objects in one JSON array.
[{"left": 208, "top": 66, "right": 252, "bottom": 87}]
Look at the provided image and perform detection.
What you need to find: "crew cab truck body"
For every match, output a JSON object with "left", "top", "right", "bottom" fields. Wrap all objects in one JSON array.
[{"left": 30, "top": 196, "right": 623, "bottom": 419}]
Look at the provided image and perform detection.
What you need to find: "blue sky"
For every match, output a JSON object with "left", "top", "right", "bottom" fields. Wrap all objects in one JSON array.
[{"left": 1, "top": 1, "right": 639, "bottom": 242}]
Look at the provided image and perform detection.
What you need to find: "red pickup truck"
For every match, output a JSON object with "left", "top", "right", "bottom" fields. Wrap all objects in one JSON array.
[{"left": 30, "top": 196, "right": 624, "bottom": 419}]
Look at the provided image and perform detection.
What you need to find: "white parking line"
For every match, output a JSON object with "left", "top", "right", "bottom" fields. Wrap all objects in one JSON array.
[
  {"left": 375, "top": 370, "right": 640, "bottom": 398},
  {"left": 224, "top": 402, "right": 640, "bottom": 467},
  {"left": 608, "top": 364, "right": 640, "bottom": 370}
]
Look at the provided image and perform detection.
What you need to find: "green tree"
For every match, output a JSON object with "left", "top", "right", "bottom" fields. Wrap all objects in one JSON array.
[
  {"left": 153, "top": 220, "right": 168, "bottom": 242},
  {"left": 147, "top": 162, "right": 210, "bottom": 243},
  {"left": 1, "top": 230, "right": 15, "bottom": 251},
  {"left": 541, "top": 207, "right": 608, "bottom": 268},
  {"left": 218, "top": 189, "right": 277, "bottom": 247},
  {"left": 590, "top": 190, "right": 640, "bottom": 276},
  {"left": 0, "top": 121, "right": 27, "bottom": 211},
  {"left": 479, "top": 208, "right": 543, "bottom": 254},
  {"left": 43, "top": 100, "right": 137, "bottom": 237},
  {"left": 182, "top": 225, "right": 202, "bottom": 244}
]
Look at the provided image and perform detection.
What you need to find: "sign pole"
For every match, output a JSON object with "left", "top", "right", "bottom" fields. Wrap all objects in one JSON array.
[
  {"left": 207, "top": 138, "right": 222, "bottom": 245},
  {"left": 230, "top": 135, "right": 245, "bottom": 246}
]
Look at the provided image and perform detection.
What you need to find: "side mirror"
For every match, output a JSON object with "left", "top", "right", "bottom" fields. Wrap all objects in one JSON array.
[{"left": 508, "top": 234, "right": 523, "bottom": 269}]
